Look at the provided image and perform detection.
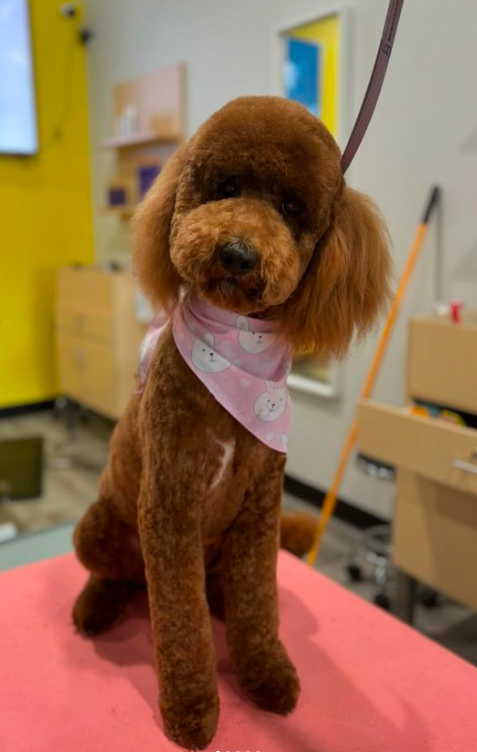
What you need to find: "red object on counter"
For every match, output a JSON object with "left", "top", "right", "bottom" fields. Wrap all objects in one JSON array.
[{"left": 450, "top": 300, "right": 464, "bottom": 323}]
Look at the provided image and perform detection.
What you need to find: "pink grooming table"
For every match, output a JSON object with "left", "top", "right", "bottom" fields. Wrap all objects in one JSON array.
[{"left": 1, "top": 552, "right": 476, "bottom": 752}]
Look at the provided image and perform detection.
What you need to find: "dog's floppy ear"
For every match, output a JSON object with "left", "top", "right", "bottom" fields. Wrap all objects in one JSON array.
[
  {"left": 281, "top": 187, "right": 392, "bottom": 358},
  {"left": 132, "top": 145, "right": 189, "bottom": 311}
]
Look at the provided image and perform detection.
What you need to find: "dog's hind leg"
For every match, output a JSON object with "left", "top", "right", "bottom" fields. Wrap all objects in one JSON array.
[
  {"left": 72, "top": 499, "right": 145, "bottom": 636},
  {"left": 72, "top": 576, "right": 139, "bottom": 636},
  {"left": 280, "top": 511, "right": 317, "bottom": 558}
]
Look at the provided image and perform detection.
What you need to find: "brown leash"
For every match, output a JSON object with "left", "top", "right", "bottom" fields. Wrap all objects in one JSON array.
[{"left": 341, "top": 0, "right": 406, "bottom": 174}]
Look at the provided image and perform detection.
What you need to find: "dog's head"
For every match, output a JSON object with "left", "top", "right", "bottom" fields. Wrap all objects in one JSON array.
[{"left": 133, "top": 96, "right": 392, "bottom": 357}]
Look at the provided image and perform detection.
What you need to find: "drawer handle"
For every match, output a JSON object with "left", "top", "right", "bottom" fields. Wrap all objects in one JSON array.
[
  {"left": 452, "top": 458, "right": 477, "bottom": 476},
  {"left": 73, "top": 348, "right": 86, "bottom": 370}
]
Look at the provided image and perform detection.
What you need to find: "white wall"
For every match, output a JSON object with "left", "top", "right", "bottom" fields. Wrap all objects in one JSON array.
[{"left": 84, "top": 0, "right": 477, "bottom": 518}]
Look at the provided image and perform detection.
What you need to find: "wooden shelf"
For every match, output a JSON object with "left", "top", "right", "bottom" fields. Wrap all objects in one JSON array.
[
  {"left": 97, "top": 65, "right": 185, "bottom": 223},
  {"left": 287, "top": 372, "right": 337, "bottom": 399},
  {"left": 99, "top": 131, "right": 179, "bottom": 150},
  {"left": 98, "top": 205, "right": 135, "bottom": 219}
]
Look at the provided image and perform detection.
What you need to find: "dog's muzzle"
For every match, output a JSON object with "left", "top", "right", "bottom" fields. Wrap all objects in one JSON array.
[{"left": 219, "top": 241, "right": 259, "bottom": 277}]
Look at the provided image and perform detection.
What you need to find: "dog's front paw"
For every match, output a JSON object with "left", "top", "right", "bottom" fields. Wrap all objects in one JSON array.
[
  {"left": 161, "top": 688, "right": 219, "bottom": 750},
  {"left": 237, "top": 642, "right": 300, "bottom": 715}
]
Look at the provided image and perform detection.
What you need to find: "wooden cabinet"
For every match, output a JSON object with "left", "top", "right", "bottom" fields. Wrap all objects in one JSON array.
[
  {"left": 55, "top": 266, "right": 147, "bottom": 419},
  {"left": 357, "top": 314, "right": 477, "bottom": 611},
  {"left": 407, "top": 315, "right": 477, "bottom": 414},
  {"left": 358, "top": 401, "right": 477, "bottom": 496}
]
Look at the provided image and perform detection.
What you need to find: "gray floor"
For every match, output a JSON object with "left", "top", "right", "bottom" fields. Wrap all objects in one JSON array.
[
  {"left": 0, "top": 409, "right": 110, "bottom": 533},
  {"left": 1, "top": 409, "right": 476, "bottom": 667}
]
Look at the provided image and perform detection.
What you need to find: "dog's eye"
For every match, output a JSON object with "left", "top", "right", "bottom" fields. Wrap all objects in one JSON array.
[
  {"left": 218, "top": 177, "right": 239, "bottom": 198},
  {"left": 280, "top": 199, "right": 301, "bottom": 217}
]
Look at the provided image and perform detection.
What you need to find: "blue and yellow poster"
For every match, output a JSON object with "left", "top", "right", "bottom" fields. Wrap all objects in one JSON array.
[
  {"left": 283, "top": 14, "right": 341, "bottom": 137},
  {"left": 285, "top": 39, "right": 322, "bottom": 117}
]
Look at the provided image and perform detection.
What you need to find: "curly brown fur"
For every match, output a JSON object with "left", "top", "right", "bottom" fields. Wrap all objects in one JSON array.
[{"left": 73, "top": 96, "right": 392, "bottom": 749}]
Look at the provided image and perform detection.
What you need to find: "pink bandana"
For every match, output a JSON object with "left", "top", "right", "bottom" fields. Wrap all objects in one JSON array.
[{"left": 138, "top": 290, "right": 292, "bottom": 453}]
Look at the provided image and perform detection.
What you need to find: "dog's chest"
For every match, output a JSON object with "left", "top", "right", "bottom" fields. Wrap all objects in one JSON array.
[
  {"left": 210, "top": 438, "right": 235, "bottom": 491},
  {"left": 200, "top": 429, "right": 269, "bottom": 541},
  {"left": 200, "top": 435, "right": 239, "bottom": 536}
]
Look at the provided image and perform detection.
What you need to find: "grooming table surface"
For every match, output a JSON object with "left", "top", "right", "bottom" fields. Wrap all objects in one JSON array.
[{"left": 1, "top": 553, "right": 476, "bottom": 752}]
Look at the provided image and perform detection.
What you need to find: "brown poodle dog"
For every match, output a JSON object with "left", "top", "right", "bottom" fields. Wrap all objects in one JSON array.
[{"left": 72, "top": 96, "right": 391, "bottom": 750}]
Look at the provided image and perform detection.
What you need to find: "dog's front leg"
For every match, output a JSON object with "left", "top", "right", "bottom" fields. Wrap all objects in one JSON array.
[
  {"left": 139, "top": 487, "right": 219, "bottom": 749},
  {"left": 222, "top": 458, "right": 300, "bottom": 715}
]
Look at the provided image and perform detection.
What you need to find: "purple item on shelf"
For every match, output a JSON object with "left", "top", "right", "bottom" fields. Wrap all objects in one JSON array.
[
  {"left": 139, "top": 164, "right": 160, "bottom": 198},
  {"left": 108, "top": 187, "right": 127, "bottom": 206}
]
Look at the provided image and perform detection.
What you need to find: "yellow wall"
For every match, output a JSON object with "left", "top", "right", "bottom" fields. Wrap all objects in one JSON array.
[{"left": 0, "top": 0, "right": 93, "bottom": 409}]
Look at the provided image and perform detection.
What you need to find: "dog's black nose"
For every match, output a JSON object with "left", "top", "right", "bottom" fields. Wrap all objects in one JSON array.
[{"left": 219, "top": 241, "right": 259, "bottom": 276}]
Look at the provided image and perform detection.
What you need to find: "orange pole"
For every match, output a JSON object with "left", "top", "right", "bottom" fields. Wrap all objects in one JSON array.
[{"left": 307, "top": 188, "right": 441, "bottom": 566}]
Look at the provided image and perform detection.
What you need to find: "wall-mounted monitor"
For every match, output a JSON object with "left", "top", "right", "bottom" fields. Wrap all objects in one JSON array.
[{"left": 0, "top": 0, "right": 38, "bottom": 155}]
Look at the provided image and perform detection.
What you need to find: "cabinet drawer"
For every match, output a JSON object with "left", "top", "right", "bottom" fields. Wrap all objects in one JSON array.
[
  {"left": 393, "top": 470, "right": 477, "bottom": 611},
  {"left": 408, "top": 316, "right": 477, "bottom": 414},
  {"left": 357, "top": 399, "right": 477, "bottom": 495},
  {"left": 56, "top": 266, "right": 114, "bottom": 314},
  {"left": 56, "top": 332, "right": 117, "bottom": 418},
  {"left": 56, "top": 304, "right": 113, "bottom": 342}
]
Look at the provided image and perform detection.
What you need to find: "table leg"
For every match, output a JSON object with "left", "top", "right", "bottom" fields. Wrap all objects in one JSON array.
[{"left": 395, "top": 570, "right": 417, "bottom": 625}]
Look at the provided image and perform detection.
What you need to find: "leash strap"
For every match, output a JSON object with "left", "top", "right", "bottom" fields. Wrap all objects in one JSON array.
[{"left": 341, "top": 0, "right": 405, "bottom": 174}]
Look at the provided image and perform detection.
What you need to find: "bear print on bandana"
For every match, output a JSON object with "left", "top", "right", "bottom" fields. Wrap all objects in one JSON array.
[
  {"left": 254, "top": 381, "right": 288, "bottom": 422},
  {"left": 191, "top": 332, "right": 230, "bottom": 373},
  {"left": 237, "top": 315, "right": 275, "bottom": 354}
]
